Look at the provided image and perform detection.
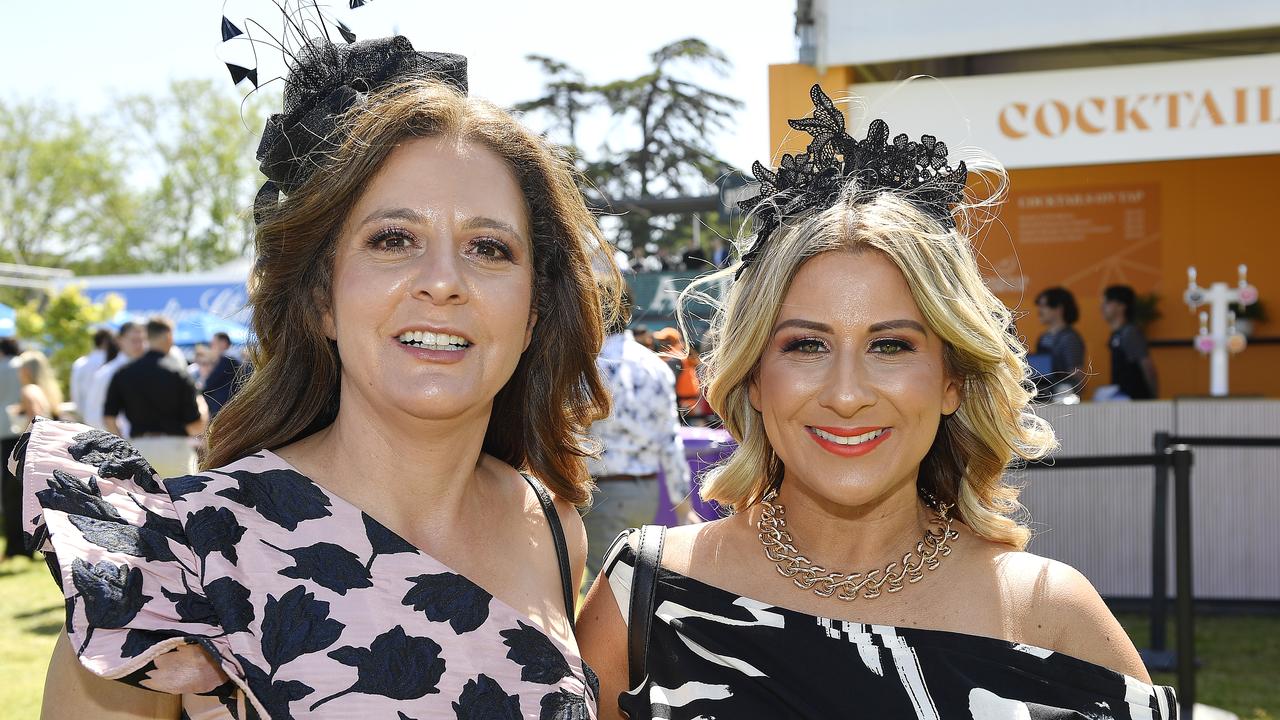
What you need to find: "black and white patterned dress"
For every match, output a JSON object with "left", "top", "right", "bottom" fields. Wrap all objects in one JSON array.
[{"left": 603, "top": 534, "right": 1177, "bottom": 719}]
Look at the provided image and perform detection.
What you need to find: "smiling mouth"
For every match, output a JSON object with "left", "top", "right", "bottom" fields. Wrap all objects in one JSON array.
[
  {"left": 809, "top": 427, "right": 887, "bottom": 446},
  {"left": 397, "top": 331, "right": 472, "bottom": 351}
]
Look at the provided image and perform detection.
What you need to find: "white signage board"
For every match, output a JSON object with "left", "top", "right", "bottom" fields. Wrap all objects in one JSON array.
[
  {"left": 845, "top": 53, "right": 1280, "bottom": 170},
  {"left": 814, "top": 0, "right": 1280, "bottom": 67}
]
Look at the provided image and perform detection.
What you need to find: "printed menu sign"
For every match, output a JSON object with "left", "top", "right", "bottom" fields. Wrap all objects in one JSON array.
[{"left": 982, "top": 184, "right": 1162, "bottom": 299}]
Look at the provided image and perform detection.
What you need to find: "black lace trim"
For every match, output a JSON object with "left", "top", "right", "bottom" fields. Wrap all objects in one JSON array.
[{"left": 736, "top": 84, "right": 968, "bottom": 277}]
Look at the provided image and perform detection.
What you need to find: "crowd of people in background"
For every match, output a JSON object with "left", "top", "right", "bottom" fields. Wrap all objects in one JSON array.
[
  {"left": 1031, "top": 283, "right": 1157, "bottom": 402},
  {"left": 0, "top": 338, "right": 58, "bottom": 561},
  {"left": 581, "top": 289, "right": 692, "bottom": 587},
  {"left": 0, "top": 318, "right": 249, "bottom": 562},
  {"left": 622, "top": 236, "right": 734, "bottom": 274}
]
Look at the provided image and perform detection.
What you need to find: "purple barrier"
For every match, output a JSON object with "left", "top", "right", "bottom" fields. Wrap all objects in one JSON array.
[{"left": 654, "top": 426, "right": 736, "bottom": 526}]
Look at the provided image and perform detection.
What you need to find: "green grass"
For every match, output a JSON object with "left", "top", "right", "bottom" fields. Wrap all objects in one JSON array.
[
  {"left": 1117, "top": 613, "right": 1280, "bottom": 719},
  {"left": 2, "top": 540, "right": 1276, "bottom": 718},
  {"left": 0, "top": 551, "right": 62, "bottom": 720}
]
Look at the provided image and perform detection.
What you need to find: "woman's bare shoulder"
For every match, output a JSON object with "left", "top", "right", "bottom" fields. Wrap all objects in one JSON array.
[
  {"left": 984, "top": 546, "right": 1151, "bottom": 681},
  {"left": 655, "top": 516, "right": 746, "bottom": 576}
]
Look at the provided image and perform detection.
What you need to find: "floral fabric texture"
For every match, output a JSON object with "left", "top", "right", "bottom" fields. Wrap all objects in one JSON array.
[{"left": 21, "top": 419, "right": 597, "bottom": 719}]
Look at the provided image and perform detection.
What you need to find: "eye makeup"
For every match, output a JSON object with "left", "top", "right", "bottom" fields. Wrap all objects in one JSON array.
[
  {"left": 780, "top": 337, "right": 827, "bottom": 354},
  {"left": 366, "top": 226, "right": 418, "bottom": 254},
  {"left": 468, "top": 236, "right": 516, "bottom": 262},
  {"left": 869, "top": 337, "right": 917, "bottom": 355}
]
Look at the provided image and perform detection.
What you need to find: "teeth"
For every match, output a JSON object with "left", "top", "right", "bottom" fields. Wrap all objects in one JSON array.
[
  {"left": 812, "top": 427, "right": 885, "bottom": 445},
  {"left": 398, "top": 331, "right": 470, "bottom": 349}
]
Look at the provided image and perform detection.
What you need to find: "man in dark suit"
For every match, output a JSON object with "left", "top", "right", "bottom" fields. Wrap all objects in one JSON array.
[
  {"left": 105, "top": 318, "right": 206, "bottom": 477},
  {"left": 204, "top": 331, "right": 246, "bottom": 417}
]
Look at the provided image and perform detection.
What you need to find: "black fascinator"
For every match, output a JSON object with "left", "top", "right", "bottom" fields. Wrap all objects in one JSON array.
[
  {"left": 218, "top": 3, "right": 468, "bottom": 223},
  {"left": 255, "top": 37, "right": 467, "bottom": 218},
  {"left": 736, "top": 84, "right": 968, "bottom": 277}
]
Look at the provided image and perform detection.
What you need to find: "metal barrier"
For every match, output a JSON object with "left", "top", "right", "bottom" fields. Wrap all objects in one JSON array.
[
  {"left": 1021, "top": 446, "right": 1196, "bottom": 717},
  {"left": 1152, "top": 434, "right": 1280, "bottom": 719}
]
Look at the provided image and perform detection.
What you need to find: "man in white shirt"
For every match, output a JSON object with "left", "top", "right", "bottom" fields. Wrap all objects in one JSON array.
[
  {"left": 583, "top": 309, "right": 692, "bottom": 586},
  {"left": 83, "top": 322, "right": 147, "bottom": 433},
  {"left": 70, "top": 329, "right": 116, "bottom": 422}
]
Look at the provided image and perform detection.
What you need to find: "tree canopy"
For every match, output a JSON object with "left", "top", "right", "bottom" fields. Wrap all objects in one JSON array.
[
  {"left": 0, "top": 80, "right": 269, "bottom": 278},
  {"left": 517, "top": 37, "right": 743, "bottom": 250}
]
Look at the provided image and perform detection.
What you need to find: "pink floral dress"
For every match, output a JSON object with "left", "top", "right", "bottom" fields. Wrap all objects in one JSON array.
[{"left": 20, "top": 419, "right": 597, "bottom": 719}]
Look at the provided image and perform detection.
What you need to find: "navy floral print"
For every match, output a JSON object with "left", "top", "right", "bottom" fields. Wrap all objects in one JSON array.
[{"left": 20, "top": 420, "right": 596, "bottom": 718}]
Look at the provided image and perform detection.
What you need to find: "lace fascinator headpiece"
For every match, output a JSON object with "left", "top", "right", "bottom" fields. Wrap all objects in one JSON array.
[{"left": 736, "top": 84, "right": 968, "bottom": 277}]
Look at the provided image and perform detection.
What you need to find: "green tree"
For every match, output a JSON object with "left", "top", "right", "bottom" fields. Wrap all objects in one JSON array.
[
  {"left": 513, "top": 55, "right": 594, "bottom": 155},
  {"left": 119, "top": 79, "right": 270, "bottom": 273},
  {"left": 1, "top": 81, "right": 270, "bottom": 277},
  {"left": 0, "top": 100, "right": 139, "bottom": 269},
  {"left": 16, "top": 285, "right": 123, "bottom": 394},
  {"left": 519, "top": 38, "right": 743, "bottom": 249}
]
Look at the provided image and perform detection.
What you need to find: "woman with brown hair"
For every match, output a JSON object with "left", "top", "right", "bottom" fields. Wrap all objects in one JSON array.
[
  {"left": 577, "top": 86, "right": 1176, "bottom": 719},
  {"left": 19, "top": 31, "right": 616, "bottom": 719}
]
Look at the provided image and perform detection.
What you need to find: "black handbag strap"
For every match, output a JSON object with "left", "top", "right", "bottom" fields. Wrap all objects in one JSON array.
[
  {"left": 523, "top": 474, "right": 577, "bottom": 631},
  {"left": 627, "top": 524, "right": 666, "bottom": 690}
]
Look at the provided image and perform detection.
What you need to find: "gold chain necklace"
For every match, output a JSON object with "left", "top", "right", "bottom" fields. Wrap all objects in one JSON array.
[{"left": 756, "top": 489, "right": 959, "bottom": 601}]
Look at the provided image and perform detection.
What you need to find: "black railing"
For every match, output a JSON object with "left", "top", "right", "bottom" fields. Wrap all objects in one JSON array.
[
  {"left": 1020, "top": 446, "right": 1196, "bottom": 717},
  {"left": 1156, "top": 433, "right": 1280, "bottom": 718},
  {"left": 1022, "top": 433, "right": 1280, "bottom": 719}
]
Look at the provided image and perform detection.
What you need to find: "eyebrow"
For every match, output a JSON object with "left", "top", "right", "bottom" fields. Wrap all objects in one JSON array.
[
  {"left": 770, "top": 317, "right": 928, "bottom": 336},
  {"left": 772, "top": 319, "right": 832, "bottom": 336},
  {"left": 461, "top": 216, "right": 527, "bottom": 247},
  {"left": 868, "top": 319, "right": 928, "bottom": 335},
  {"left": 357, "top": 207, "right": 431, "bottom": 226},
  {"left": 355, "top": 208, "right": 528, "bottom": 246}
]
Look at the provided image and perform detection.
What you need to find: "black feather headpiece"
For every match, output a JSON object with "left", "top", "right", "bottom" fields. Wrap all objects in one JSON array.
[
  {"left": 254, "top": 36, "right": 467, "bottom": 222},
  {"left": 736, "top": 84, "right": 968, "bottom": 277},
  {"left": 217, "top": 2, "right": 466, "bottom": 224}
]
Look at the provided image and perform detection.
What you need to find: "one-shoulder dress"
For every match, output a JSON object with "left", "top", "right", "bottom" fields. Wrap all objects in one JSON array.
[
  {"left": 602, "top": 530, "right": 1177, "bottom": 720},
  {"left": 19, "top": 419, "right": 597, "bottom": 719}
]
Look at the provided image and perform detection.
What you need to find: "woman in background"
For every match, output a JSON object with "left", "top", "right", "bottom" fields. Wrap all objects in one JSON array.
[
  {"left": 12, "top": 351, "right": 62, "bottom": 423},
  {"left": 1034, "top": 286, "right": 1086, "bottom": 399}
]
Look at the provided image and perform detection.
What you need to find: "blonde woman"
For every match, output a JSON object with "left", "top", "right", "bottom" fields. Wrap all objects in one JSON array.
[
  {"left": 11, "top": 351, "right": 62, "bottom": 424},
  {"left": 577, "top": 86, "right": 1177, "bottom": 719}
]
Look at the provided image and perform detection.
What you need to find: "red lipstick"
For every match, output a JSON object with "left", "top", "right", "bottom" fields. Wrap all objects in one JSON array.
[{"left": 806, "top": 426, "right": 891, "bottom": 457}]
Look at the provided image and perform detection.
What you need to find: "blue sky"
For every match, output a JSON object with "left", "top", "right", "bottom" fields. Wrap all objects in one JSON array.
[{"left": 2, "top": 0, "right": 797, "bottom": 177}]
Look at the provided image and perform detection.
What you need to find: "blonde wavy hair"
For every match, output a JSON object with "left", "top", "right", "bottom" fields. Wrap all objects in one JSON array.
[
  {"left": 17, "top": 351, "right": 63, "bottom": 418},
  {"left": 684, "top": 167, "right": 1055, "bottom": 549}
]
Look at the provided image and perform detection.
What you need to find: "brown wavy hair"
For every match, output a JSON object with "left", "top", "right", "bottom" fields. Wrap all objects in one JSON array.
[{"left": 205, "top": 77, "right": 619, "bottom": 505}]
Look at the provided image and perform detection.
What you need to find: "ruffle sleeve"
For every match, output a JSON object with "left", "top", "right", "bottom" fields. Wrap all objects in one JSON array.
[{"left": 18, "top": 418, "right": 238, "bottom": 697}]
